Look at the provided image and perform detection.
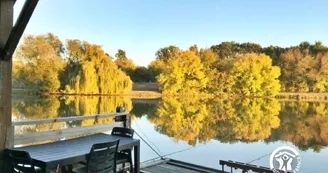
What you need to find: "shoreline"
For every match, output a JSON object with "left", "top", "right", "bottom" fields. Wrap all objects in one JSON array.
[{"left": 12, "top": 89, "right": 328, "bottom": 100}]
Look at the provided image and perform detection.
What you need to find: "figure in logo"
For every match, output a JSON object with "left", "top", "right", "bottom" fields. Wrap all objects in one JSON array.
[
  {"left": 270, "top": 146, "right": 301, "bottom": 173},
  {"left": 274, "top": 151, "right": 295, "bottom": 171}
]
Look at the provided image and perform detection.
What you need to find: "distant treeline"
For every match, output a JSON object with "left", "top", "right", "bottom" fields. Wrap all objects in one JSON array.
[
  {"left": 146, "top": 42, "right": 328, "bottom": 95},
  {"left": 13, "top": 33, "right": 328, "bottom": 95}
]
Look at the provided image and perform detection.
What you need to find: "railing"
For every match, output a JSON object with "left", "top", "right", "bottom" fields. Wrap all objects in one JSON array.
[
  {"left": 12, "top": 106, "right": 131, "bottom": 145},
  {"left": 219, "top": 160, "right": 291, "bottom": 173}
]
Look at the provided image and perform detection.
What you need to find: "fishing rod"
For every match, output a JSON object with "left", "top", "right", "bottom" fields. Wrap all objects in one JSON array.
[
  {"left": 134, "top": 131, "right": 165, "bottom": 160},
  {"left": 141, "top": 144, "right": 206, "bottom": 163}
]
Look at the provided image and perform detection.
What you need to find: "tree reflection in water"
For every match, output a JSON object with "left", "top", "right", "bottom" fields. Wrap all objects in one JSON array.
[
  {"left": 133, "top": 97, "right": 328, "bottom": 152},
  {"left": 266, "top": 101, "right": 328, "bottom": 152},
  {"left": 12, "top": 96, "right": 132, "bottom": 133},
  {"left": 147, "top": 97, "right": 280, "bottom": 145},
  {"left": 12, "top": 96, "right": 328, "bottom": 152}
]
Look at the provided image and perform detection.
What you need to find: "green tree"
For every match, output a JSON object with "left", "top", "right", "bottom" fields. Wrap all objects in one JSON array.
[
  {"left": 113, "top": 49, "right": 136, "bottom": 78},
  {"left": 157, "top": 51, "right": 208, "bottom": 94},
  {"left": 189, "top": 44, "right": 199, "bottom": 55},
  {"left": 155, "top": 45, "right": 180, "bottom": 62},
  {"left": 262, "top": 46, "right": 285, "bottom": 66},
  {"left": 230, "top": 53, "right": 281, "bottom": 96},
  {"left": 130, "top": 67, "right": 156, "bottom": 82},
  {"left": 115, "top": 49, "right": 127, "bottom": 60},
  {"left": 199, "top": 48, "right": 234, "bottom": 94},
  {"left": 309, "top": 41, "right": 328, "bottom": 55},
  {"left": 239, "top": 42, "right": 262, "bottom": 54},
  {"left": 211, "top": 42, "right": 239, "bottom": 59}
]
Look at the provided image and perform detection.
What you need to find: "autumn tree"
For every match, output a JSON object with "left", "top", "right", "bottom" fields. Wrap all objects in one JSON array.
[
  {"left": 280, "top": 49, "right": 309, "bottom": 92},
  {"left": 279, "top": 47, "right": 328, "bottom": 92},
  {"left": 199, "top": 48, "right": 233, "bottom": 94},
  {"left": 14, "top": 33, "right": 65, "bottom": 92},
  {"left": 157, "top": 51, "right": 208, "bottom": 94},
  {"left": 230, "top": 53, "right": 281, "bottom": 96},
  {"left": 114, "top": 49, "right": 137, "bottom": 79}
]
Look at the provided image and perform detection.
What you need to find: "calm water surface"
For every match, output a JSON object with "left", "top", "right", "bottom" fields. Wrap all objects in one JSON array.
[{"left": 12, "top": 95, "right": 328, "bottom": 173}]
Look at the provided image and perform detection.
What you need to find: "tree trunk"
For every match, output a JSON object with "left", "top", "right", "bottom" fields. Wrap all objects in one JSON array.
[{"left": 0, "top": 0, "right": 14, "bottom": 172}]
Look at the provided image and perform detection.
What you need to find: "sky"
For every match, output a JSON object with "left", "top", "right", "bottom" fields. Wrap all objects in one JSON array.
[{"left": 14, "top": 0, "right": 328, "bottom": 66}]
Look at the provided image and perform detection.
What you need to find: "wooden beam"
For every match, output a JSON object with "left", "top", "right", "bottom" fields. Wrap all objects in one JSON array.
[
  {"left": 12, "top": 112, "right": 128, "bottom": 126},
  {"left": 14, "top": 122, "right": 124, "bottom": 145},
  {"left": 0, "top": 0, "right": 14, "bottom": 171},
  {"left": 0, "top": 0, "right": 39, "bottom": 61},
  {"left": 219, "top": 160, "right": 290, "bottom": 173}
]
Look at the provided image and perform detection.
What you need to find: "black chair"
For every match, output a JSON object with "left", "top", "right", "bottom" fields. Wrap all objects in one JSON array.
[
  {"left": 5, "top": 149, "right": 42, "bottom": 173},
  {"left": 73, "top": 140, "right": 119, "bottom": 173},
  {"left": 111, "top": 127, "right": 134, "bottom": 173}
]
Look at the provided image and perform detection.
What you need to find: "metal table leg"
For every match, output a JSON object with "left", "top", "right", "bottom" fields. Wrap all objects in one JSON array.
[{"left": 134, "top": 141, "right": 140, "bottom": 173}]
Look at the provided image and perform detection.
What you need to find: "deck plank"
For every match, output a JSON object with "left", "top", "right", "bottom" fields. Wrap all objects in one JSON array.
[
  {"left": 142, "top": 163, "right": 200, "bottom": 173},
  {"left": 141, "top": 160, "right": 225, "bottom": 173}
]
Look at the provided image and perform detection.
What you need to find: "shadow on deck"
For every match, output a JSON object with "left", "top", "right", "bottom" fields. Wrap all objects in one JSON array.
[{"left": 141, "top": 159, "right": 227, "bottom": 173}]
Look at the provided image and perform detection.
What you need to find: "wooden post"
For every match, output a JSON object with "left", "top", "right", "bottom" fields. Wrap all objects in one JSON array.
[
  {"left": 115, "top": 106, "right": 130, "bottom": 128},
  {"left": 0, "top": 0, "right": 14, "bottom": 172}
]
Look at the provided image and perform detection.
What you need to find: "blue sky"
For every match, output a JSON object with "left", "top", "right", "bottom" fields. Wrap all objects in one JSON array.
[{"left": 14, "top": 0, "right": 328, "bottom": 66}]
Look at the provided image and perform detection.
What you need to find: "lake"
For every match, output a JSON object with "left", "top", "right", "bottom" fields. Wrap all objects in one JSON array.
[{"left": 12, "top": 95, "right": 328, "bottom": 173}]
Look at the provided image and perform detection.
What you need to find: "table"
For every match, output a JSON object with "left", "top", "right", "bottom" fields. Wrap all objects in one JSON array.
[{"left": 13, "top": 133, "right": 140, "bottom": 173}]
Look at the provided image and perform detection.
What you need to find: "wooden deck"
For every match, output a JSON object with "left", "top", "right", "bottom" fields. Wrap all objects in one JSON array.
[{"left": 141, "top": 159, "right": 226, "bottom": 173}]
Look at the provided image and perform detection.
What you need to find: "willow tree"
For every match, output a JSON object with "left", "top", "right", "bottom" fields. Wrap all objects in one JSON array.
[
  {"left": 63, "top": 40, "right": 132, "bottom": 94},
  {"left": 157, "top": 51, "right": 208, "bottom": 94}
]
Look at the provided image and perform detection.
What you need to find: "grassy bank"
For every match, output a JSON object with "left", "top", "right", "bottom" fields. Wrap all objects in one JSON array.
[{"left": 132, "top": 82, "right": 159, "bottom": 91}]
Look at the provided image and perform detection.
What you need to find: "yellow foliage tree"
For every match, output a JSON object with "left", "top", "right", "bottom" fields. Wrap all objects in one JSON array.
[
  {"left": 230, "top": 53, "right": 281, "bottom": 96},
  {"left": 157, "top": 51, "right": 208, "bottom": 94},
  {"left": 14, "top": 33, "right": 65, "bottom": 92}
]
